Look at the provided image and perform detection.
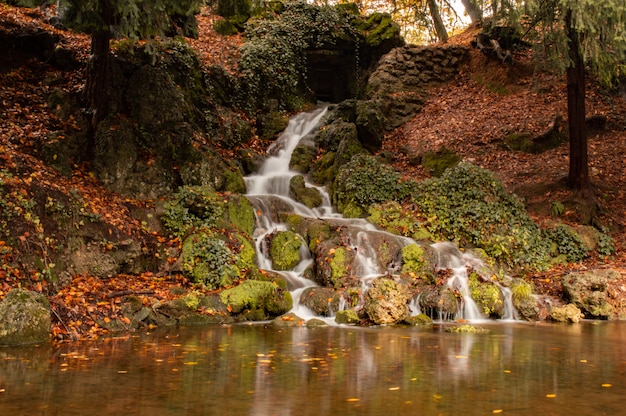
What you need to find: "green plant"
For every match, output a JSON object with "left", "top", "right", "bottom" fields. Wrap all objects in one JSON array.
[
  {"left": 551, "top": 201, "right": 565, "bottom": 217},
  {"left": 182, "top": 233, "right": 238, "bottom": 289},
  {"left": 543, "top": 224, "right": 589, "bottom": 263},
  {"left": 163, "top": 185, "right": 225, "bottom": 237},
  {"left": 333, "top": 154, "right": 413, "bottom": 215},
  {"left": 412, "top": 163, "right": 551, "bottom": 271},
  {"left": 510, "top": 280, "right": 533, "bottom": 304},
  {"left": 597, "top": 228, "right": 615, "bottom": 258},
  {"left": 238, "top": 2, "right": 361, "bottom": 110}
]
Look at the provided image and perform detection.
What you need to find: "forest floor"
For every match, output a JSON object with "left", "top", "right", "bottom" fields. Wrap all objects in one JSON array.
[
  {"left": 382, "top": 29, "right": 626, "bottom": 296},
  {"left": 1, "top": 6, "right": 626, "bottom": 340}
]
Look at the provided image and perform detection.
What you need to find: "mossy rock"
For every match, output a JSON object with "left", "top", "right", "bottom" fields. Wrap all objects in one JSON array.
[
  {"left": 260, "top": 114, "right": 290, "bottom": 142},
  {"left": 285, "top": 215, "right": 335, "bottom": 252},
  {"left": 314, "top": 119, "right": 358, "bottom": 152},
  {"left": 418, "top": 285, "right": 458, "bottom": 318},
  {"left": 289, "top": 175, "right": 323, "bottom": 209},
  {"left": 224, "top": 194, "right": 255, "bottom": 235},
  {"left": 364, "top": 278, "right": 410, "bottom": 325},
  {"left": 550, "top": 304, "right": 584, "bottom": 323},
  {"left": 468, "top": 273, "right": 504, "bottom": 318},
  {"left": 404, "top": 313, "right": 433, "bottom": 326},
  {"left": 306, "top": 318, "right": 330, "bottom": 328},
  {"left": 562, "top": 270, "right": 616, "bottom": 319},
  {"left": 314, "top": 242, "right": 357, "bottom": 289},
  {"left": 445, "top": 324, "right": 489, "bottom": 333},
  {"left": 310, "top": 151, "right": 336, "bottom": 185},
  {"left": 401, "top": 244, "right": 427, "bottom": 275},
  {"left": 269, "top": 230, "right": 305, "bottom": 271},
  {"left": 335, "top": 309, "right": 360, "bottom": 324},
  {"left": 363, "top": 13, "right": 401, "bottom": 47},
  {"left": 299, "top": 287, "right": 342, "bottom": 316},
  {"left": 220, "top": 280, "right": 293, "bottom": 319},
  {"left": 0, "top": 289, "right": 51, "bottom": 346},
  {"left": 290, "top": 142, "right": 317, "bottom": 173},
  {"left": 273, "top": 312, "right": 305, "bottom": 327},
  {"left": 367, "top": 201, "right": 431, "bottom": 241},
  {"left": 421, "top": 147, "right": 461, "bottom": 177}
]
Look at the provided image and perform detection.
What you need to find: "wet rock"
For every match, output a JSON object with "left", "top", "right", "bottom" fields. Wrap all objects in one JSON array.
[
  {"left": 0, "top": 289, "right": 51, "bottom": 346},
  {"left": 562, "top": 270, "right": 617, "bottom": 319},
  {"left": 273, "top": 313, "right": 305, "bottom": 327},
  {"left": 269, "top": 230, "right": 306, "bottom": 271},
  {"left": 335, "top": 309, "right": 360, "bottom": 324},
  {"left": 306, "top": 318, "right": 329, "bottom": 328},
  {"left": 404, "top": 313, "right": 433, "bottom": 326},
  {"left": 364, "top": 277, "right": 410, "bottom": 324},
  {"left": 550, "top": 304, "right": 584, "bottom": 323},
  {"left": 300, "top": 287, "right": 342, "bottom": 316},
  {"left": 220, "top": 280, "right": 293, "bottom": 320},
  {"left": 289, "top": 175, "right": 323, "bottom": 208},
  {"left": 417, "top": 285, "right": 458, "bottom": 319}
]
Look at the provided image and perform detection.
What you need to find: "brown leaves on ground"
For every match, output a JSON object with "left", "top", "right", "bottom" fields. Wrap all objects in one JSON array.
[{"left": 383, "top": 44, "right": 626, "bottom": 287}]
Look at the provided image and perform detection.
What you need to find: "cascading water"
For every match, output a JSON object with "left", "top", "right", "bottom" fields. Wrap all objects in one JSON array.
[{"left": 244, "top": 107, "right": 516, "bottom": 323}]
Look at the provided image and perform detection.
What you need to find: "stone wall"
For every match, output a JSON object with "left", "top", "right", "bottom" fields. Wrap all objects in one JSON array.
[{"left": 367, "top": 44, "right": 469, "bottom": 129}]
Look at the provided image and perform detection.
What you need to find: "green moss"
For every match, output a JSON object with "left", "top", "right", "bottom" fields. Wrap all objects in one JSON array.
[
  {"left": 421, "top": 147, "right": 461, "bottom": 177},
  {"left": 289, "top": 175, "right": 323, "bottom": 208},
  {"left": 401, "top": 244, "right": 426, "bottom": 275},
  {"left": 445, "top": 324, "right": 489, "bottom": 333},
  {"left": 270, "top": 231, "right": 304, "bottom": 270},
  {"left": 223, "top": 168, "right": 246, "bottom": 193},
  {"left": 225, "top": 194, "right": 255, "bottom": 235},
  {"left": 364, "top": 13, "right": 401, "bottom": 46},
  {"left": 219, "top": 280, "right": 292, "bottom": 318},
  {"left": 311, "top": 151, "right": 336, "bottom": 185},
  {"left": 329, "top": 247, "right": 349, "bottom": 289},
  {"left": 468, "top": 273, "right": 503, "bottom": 317},
  {"left": 404, "top": 313, "right": 433, "bottom": 326},
  {"left": 335, "top": 309, "right": 360, "bottom": 324},
  {"left": 367, "top": 201, "right": 431, "bottom": 240}
]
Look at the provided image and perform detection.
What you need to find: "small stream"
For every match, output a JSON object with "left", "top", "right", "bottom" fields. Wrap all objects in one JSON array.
[{"left": 244, "top": 107, "right": 507, "bottom": 322}]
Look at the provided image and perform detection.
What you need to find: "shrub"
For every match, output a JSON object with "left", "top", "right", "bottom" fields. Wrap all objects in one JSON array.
[
  {"left": 238, "top": 2, "right": 360, "bottom": 110},
  {"left": 333, "top": 154, "right": 413, "bottom": 215},
  {"left": 163, "top": 185, "right": 224, "bottom": 237},
  {"left": 543, "top": 224, "right": 589, "bottom": 263},
  {"left": 412, "top": 162, "right": 551, "bottom": 270},
  {"left": 182, "top": 233, "right": 238, "bottom": 289}
]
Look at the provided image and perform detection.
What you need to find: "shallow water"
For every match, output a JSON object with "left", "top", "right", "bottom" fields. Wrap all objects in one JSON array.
[{"left": 1, "top": 321, "right": 625, "bottom": 415}]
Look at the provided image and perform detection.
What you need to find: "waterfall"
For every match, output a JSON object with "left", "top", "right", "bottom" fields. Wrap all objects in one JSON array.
[{"left": 244, "top": 107, "right": 517, "bottom": 323}]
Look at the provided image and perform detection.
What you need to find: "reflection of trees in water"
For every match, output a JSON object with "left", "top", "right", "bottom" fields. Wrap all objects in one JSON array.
[{"left": 2, "top": 324, "right": 626, "bottom": 414}]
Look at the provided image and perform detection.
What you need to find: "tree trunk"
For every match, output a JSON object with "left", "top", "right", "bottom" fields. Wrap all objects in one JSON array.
[
  {"left": 84, "top": 0, "right": 113, "bottom": 157},
  {"left": 565, "top": 9, "right": 590, "bottom": 194},
  {"left": 460, "top": 0, "right": 482, "bottom": 24},
  {"left": 427, "top": 0, "right": 448, "bottom": 43}
]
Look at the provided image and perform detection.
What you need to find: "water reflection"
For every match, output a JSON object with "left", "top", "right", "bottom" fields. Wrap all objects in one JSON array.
[{"left": 1, "top": 322, "right": 625, "bottom": 415}]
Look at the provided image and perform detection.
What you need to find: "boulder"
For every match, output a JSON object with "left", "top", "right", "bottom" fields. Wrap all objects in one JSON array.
[
  {"left": 220, "top": 280, "right": 293, "bottom": 320},
  {"left": 550, "top": 304, "right": 584, "bottom": 323},
  {"left": 269, "top": 230, "right": 306, "bottom": 271},
  {"left": 562, "top": 270, "right": 617, "bottom": 319},
  {"left": 364, "top": 277, "right": 410, "bottom": 324},
  {"left": 0, "top": 289, "right": 51, "bottom": 346},
  {"left": 335, "top": 309, "right": 360, "bottom": 324}
]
